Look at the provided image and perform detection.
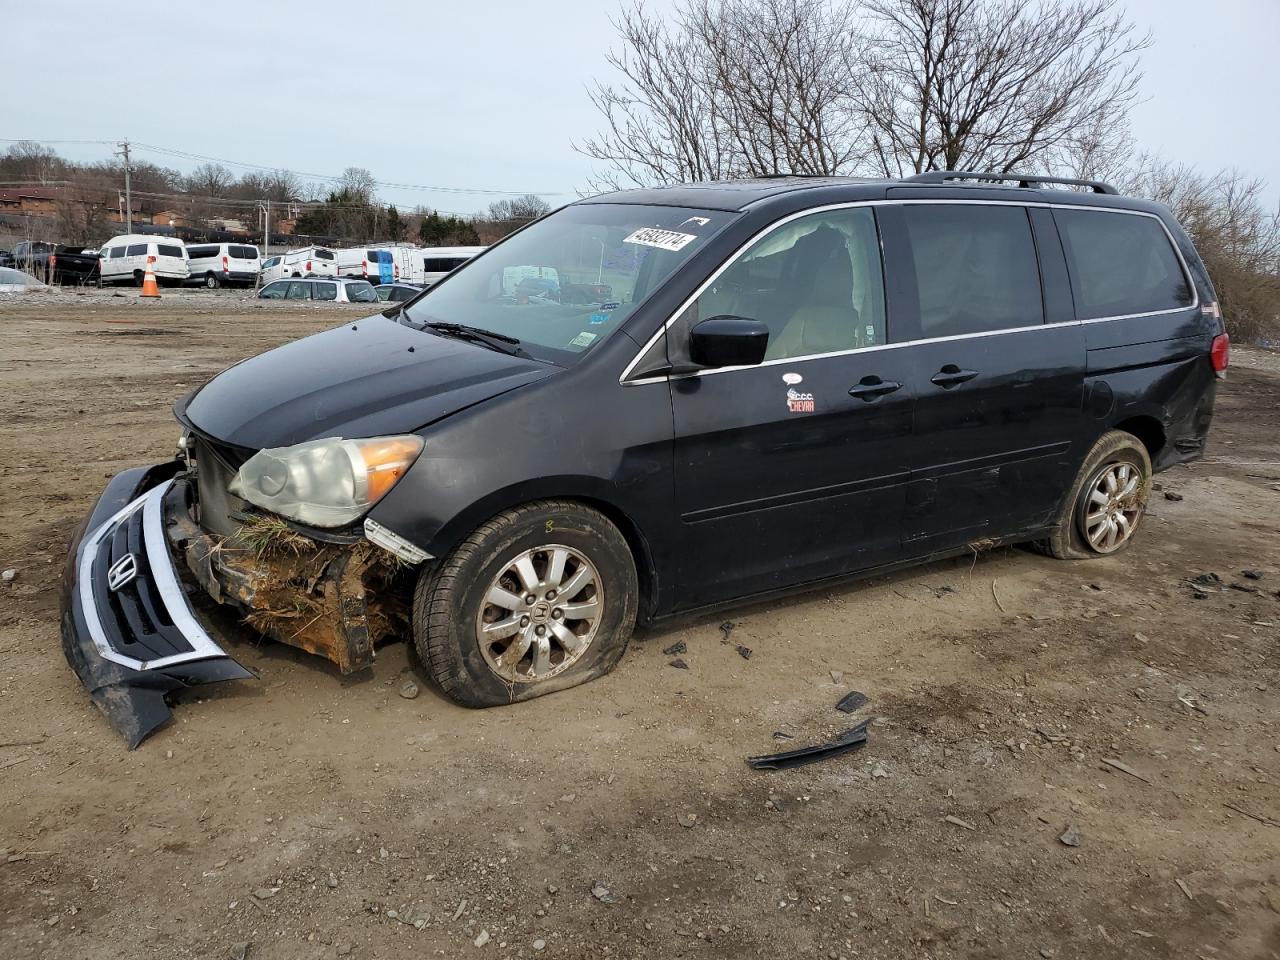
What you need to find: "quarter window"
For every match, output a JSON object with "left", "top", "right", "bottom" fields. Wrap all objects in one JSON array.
[
  {"left": 901, "top": 204, "right": 1043, "bottom": 337},
  {"left": 126, "top": 243, "right": 147, "bottom": 257},
  {"left": 690, "top": 207, "right": 886, "bottom": 361},
  {"left": 1054, "top": 209, "right": 1193, "bottom": 319}
]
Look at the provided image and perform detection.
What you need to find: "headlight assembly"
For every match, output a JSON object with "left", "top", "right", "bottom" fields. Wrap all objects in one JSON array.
[{"left": 229, "top": 435, "right": 424, "bottom": 528}]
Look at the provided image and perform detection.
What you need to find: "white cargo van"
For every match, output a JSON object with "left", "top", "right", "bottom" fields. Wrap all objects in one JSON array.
[
  {"left": 99, "top": 235, "right": 190, "bottom": 286},
  {"left": 186, "top": 242, "right": 261, "bottom": 288},
  {"left": 335, "top": 247, "right": 397, "bottom": 284},
  {"left": 420, "top": 245, "right": 485, "bottom": 286},
  {"left": 260, "top": 246, "right": 338, "bottom": 283}
]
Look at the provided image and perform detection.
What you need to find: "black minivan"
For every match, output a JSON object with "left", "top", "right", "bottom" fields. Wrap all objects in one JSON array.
[{"left": 62, "top": 171, "right": 1230, "bottom": 745}]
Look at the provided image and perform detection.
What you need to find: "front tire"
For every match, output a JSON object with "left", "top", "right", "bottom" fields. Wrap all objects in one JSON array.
[
  {"left": 1037, "top": 430, "right": 1152, "bottom": 559},
  {"left": 414, "top": 500, "right": 639, "bottom": 707}
]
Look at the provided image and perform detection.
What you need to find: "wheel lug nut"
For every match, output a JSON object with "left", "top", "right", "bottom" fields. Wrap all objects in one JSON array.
[
  {"left": 552, "top": 609, "right": 563, "bottom": 620},
  {"left": 525, "top": 594, "right": 536, "bottom": 605},
  {"left": 535, "top": 625, "right": 546, "bottom": 636},
  {"left": 520, "top": 616, "right": 530, "bottom": 627},
  {"left": 546, "top": 590, "right": 557, "bottom": 600}
]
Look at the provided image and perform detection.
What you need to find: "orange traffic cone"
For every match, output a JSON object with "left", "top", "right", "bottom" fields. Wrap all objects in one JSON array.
[{"left": 141, "top": 254, "right": 161, "bottom": 299}]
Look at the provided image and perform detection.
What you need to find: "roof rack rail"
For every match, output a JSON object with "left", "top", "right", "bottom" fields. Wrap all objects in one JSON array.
[{"left": 904, "top": 171, "right": 1118, "bottom": 195}]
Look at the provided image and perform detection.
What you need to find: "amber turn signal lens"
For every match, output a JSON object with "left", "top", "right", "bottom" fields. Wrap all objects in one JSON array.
[{"left": 352, "top": 436, "right": 424, "bottom": 503}]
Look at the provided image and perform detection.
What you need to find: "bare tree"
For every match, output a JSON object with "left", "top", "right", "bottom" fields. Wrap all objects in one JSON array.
[
  {"left": 857, "top": 0, "right": 1147, "bottom": 176},
  {"left": 0, "top": 141, "right": 68, "bottom": 184},
  {"left": 583, "top": 0, "right": 1146, "bottom": 186},
  {"left": 577, "top": 3, "right": 736, "bottom": 188},
  {"left": 486, "top": 194, "right": 552, "bottom": 222},
  {"left": 579, "top": 0, "right": 864, "bottom": 187},
  {"left": 339, "top": 167, "right": 377, "bottom": 205},
  {"left": 187, "top": 162, "right": 236, "bottom": 197},
  {"left": 692, "top": 0, "right": 865, "bottom": 176}
]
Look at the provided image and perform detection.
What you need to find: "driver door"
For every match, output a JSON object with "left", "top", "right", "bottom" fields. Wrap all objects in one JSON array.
[{"left": 666, "top": 206, "right": 915, "bottom": 609}]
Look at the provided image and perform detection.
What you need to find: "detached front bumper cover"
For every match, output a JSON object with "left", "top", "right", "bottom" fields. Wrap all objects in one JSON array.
[{"left": 61, "top": 466, "right": 253, "bottom": 748}]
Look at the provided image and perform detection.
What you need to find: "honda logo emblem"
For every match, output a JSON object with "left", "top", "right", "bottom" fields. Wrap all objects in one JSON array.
[{"left": 107, "top": 553, "right": 138, "bottom": 592}]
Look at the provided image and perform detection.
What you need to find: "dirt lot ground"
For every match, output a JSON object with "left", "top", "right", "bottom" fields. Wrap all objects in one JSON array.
[{"left": 1, "top": 289, "right": 1278, "bottom": 960}]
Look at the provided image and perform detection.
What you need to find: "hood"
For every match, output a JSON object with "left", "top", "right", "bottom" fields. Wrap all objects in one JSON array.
[{"left": 182, "top": 314, "right": 554, "bottom": 449}]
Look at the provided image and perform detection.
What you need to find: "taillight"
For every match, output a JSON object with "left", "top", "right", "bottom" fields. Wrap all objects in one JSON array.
[
  {"left": 1210, "top": 333, "right": 1230, "bottom": 377},
  {"left": 222, "top": 255, "right": 229, "bottom": 272},
  {"left": 362, "top": 259, "right": 368, "bottom": 277},
  {"left": 49, "top": 254, "right": 57, "bottom": 268},
  {"left": 306, "top": 260, "right": 312, "bottom": 272}
]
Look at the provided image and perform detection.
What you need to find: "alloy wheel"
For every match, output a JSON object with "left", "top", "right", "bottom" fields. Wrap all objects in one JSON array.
[
  {"left": 1081, "top": 461, "right": 1143, "bottom": 553},
  {"left": 475, "top": 544, "right": 603, "bottom": 683}
]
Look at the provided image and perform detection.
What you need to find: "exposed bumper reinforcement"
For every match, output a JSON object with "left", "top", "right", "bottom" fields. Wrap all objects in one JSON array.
[{"left": 60, "top": 465, "right": 253, "bottom": 748}]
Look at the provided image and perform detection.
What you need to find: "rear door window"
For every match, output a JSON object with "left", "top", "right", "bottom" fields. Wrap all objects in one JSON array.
[
  {"left": 286, "top": 281, "right": 310, "bottom": 299},
  {"left": 157, "top": 244, "right": 184, "bottom": 259},
  {"left": 1053, "top": 209, "right": 1193, "bottom": 319},
  {"left": 231, "top": 245, "right": 258, "bottom": 260},
  {"left": 313, "top": 282, "right": 337, "bottom": 301},
  {"left": 899, "top": 204, "right": 1043, "bottom": 338}
]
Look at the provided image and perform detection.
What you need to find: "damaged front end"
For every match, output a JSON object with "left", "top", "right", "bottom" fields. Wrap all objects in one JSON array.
[{"left": 61, "top": 433, "right": 424, "bottom": 748}]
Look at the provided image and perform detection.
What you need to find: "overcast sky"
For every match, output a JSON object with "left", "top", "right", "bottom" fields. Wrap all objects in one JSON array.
[{"left": 3, "top": 0, "right": 1276, "bottom": 212}]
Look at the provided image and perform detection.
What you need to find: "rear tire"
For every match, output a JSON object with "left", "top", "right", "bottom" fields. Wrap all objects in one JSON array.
[
  {"left": 132, "top": 270, "right": 144, "bottom": 287},
  {"left": 1036, "top": 430, "right": 1152, "bottom": 559},
  {"left": 413, "top": 500, "right": 639, "bottom": 708},
  {"left": 204, "top": 273, "right": 219, "bottom": 289}
]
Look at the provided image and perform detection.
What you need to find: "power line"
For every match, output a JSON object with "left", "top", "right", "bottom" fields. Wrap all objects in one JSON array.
[{"left": 2, "top": 137, "right": 561, "bottom": 201}]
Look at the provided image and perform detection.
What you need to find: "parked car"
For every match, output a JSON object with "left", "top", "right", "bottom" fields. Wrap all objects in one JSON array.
[
  {"left": 60, "top": 171, "right": 1228, "bottom": 745},
  {"left": 186, "top": 242, "right": 261, "bottom": 288},
  {"left": 0, "top": 249, "right": 16, "bottom": 268},
  {"left": 10, "top": 241, "right": 102, "bottom": 285},
  {"left": 336, "top": 247, "right": 397, "bottom": 285},
  {"left": 99, "top": 235, "right": 189, "bottom": 286},
  {"left": 260, "top": 246, "right": 338, "bottom": 283},
  {"left": 374, "top": 282, "right": 424, "bottom": 303},
  {"left": 420, "top": 245, "right": 484, "bottom": 286},
  {"left": 257, "top": 277, "right": 378, "bottom": 303},
  {"left": 0, "top": 266, "right": 49, "bottom": 293}
]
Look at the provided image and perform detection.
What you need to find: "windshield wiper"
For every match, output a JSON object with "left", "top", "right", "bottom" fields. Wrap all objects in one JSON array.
[{"left": 423, "top": 321, "right": 528, "bottom": 357}]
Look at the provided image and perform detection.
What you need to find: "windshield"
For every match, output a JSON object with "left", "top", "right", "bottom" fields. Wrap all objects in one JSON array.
[{"left": 401, "top": 203, "right": 729, "bottom": 362}]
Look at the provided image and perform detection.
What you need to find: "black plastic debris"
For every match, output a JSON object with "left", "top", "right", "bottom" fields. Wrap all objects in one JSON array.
[
  {"left": 772, "top": 731, "right": 795, "bottom": 741},
  {"left": 1191, "top": 572, "right": 1222, "bottom": 586},
  {"left": 747, "top": 717, "right": 874, "bottom": 771},
  {"left": 835, "top": 690, "right": 870, "bottom": 714},
  {"left": 736, "top": 645, "right": 752, "bottom": 660},
  {"left": 719, "top": 621, "right": 736, "bottom": 642},
  {"left": 1242, "top": 569, "right": 1264, "bottom": 580},
  {"left": 669, "top": 658, "right": 688, "bottom": 670},
  {"left": 662, "top": 640, "right": 687, "bottom": 656},
  {"left": 1164, "top": 491, "right": 1184, "bottom": 502}
]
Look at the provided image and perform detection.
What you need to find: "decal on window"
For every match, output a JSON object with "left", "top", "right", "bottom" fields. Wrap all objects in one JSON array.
[
  {"left": 569, "top": 331, "right": 598, "bottom": 348},
  {"left": 623, "top": 228, "right": 698, "bottom": 252}
]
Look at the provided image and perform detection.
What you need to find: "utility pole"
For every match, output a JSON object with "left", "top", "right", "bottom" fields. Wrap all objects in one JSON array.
[
  {"left": 264, "top": 198, "right": 271, "bottom": 259},
  {"left": 116, "top": 139, "right": 132, "bottom": 233}
]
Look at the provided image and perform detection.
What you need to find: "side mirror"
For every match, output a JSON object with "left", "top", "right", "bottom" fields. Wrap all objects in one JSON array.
[{"left": 689, "top": 316, "right": 769, "bottom": 368}]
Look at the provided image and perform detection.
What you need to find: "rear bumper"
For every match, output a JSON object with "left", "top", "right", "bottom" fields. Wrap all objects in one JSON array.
[{"left": 60, "top": 464, "right": 253, "bottom": 748}]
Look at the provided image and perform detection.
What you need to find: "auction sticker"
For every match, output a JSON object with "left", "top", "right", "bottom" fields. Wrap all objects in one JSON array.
[
  {"left": 569, "top": 331, "right": 598, "bottom": 348},
  {"left": 624, "top": 228, "right": 698, "bottom": 252}
]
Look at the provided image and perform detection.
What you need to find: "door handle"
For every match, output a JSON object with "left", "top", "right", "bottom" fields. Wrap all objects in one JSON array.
[
  {"left": 930, "top": 364, "right": 979, "bottom": 388},
  {"left": 848, "top": 376, "right": 903, "bottom": 401}
]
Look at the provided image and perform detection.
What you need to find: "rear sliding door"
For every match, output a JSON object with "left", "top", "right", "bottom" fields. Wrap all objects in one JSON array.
[{"left": 880, "top": 202, "right": 1085, "bottom": 552}]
